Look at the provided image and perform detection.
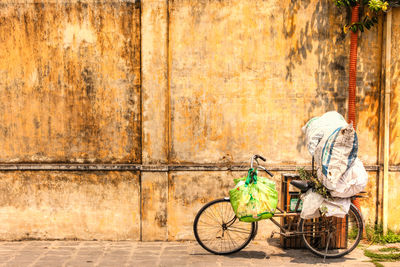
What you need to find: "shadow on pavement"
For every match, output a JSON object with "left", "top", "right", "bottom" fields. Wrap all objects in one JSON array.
[
  {"left": 225, "top": 250, "right": 268, "bottom": 259},
  {"left": 270, "top": 249, "right": 355, "bottom": 264},
  {"left": 190, "top": 251, "right": 268, "bottom": 259}
]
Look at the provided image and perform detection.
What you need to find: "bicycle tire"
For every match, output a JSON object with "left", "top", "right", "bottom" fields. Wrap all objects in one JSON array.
[
  {"left": 193, "top": 198, "right": 256, "bottom": 255},
  {"left": 298, "top": 203, "right": 363, "bottom": 258}
]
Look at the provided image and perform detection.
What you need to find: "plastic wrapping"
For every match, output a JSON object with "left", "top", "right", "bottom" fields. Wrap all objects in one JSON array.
[
  {"left": 301, "top": 111, "right": 367, "bottom": 218},
  {"left": 330, "top": 158, "right": 368, "bottom": 198},
  {"left": 302, "top": 111, "right": 348, "bottom": 156},
  {"left": 314, "top": 124, "right": 358, "bottom": 190},
  {"left": 300, "top": 189, "right": 351, "bottom": 219},
  {"left": 229, "top": 170, "right": 278, "bottom": 222}
]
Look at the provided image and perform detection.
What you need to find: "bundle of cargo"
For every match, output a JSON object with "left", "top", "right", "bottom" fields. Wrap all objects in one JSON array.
[{"left": 300, "top": 111, "right": 368, "bottom": 219}]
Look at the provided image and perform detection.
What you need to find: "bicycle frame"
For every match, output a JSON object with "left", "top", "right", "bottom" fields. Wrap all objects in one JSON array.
[
  {"left": 193, "top": 155, "right": 364, "bottom": 258},
  {"left": 268, "top": 201, "right": 325, "bottom": 237},
  {"left": 249, "top": 155, "right": 364, "bottom": 238}
]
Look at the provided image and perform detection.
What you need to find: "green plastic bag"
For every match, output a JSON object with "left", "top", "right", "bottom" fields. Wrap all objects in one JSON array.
[{"left": 229, "top": 169, "right": 278, "bottom": 222}]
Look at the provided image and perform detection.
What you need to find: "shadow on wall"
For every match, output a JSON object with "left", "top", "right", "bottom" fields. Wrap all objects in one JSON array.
[{"left": 283, "top": 0, "right": 381, "bottom": 152}]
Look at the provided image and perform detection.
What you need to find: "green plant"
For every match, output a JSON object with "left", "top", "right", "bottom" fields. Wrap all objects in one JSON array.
[
  {"left": 366, "top": 223, "right": 400, "bottom": 244},
  {"left": 372, "top": 261, "right": 385, "bottom": 267},
  {"left": 297, "top": 168, "right": 331, "bottom": 199},
  {"left": 383, "top": 231, "right": 400, "bottom": 243},
  {"left": 364, "top": 249, "right": 400, "bottom": 261},
  {"left": 378, "top": 247, "right": 400, "bottom": 252},
  {"left": 348, "top": 226, "right": 359, "bottom": 240},
  {"left": 333, "top": 0, "right": 399, "bottom": 33}
]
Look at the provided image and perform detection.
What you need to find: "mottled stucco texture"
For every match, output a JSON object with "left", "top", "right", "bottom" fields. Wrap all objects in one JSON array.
[
  {"left": 168, "top": 0, "right": 381, "bottom": 166},
  {"left": 390, "top": 8, "right": 400, "bottom": 165},
  {"left": 0, "top": 171, "right": 140, "bottom": 240},
  {"left": 0, "top": 1, "right": 141, "bottom": 163},
  {"left": 0, "top": 0, "right": 398, "bottom": 240},
  {"left": 388, "top": 8, "right": 400, "bottom": 232}
]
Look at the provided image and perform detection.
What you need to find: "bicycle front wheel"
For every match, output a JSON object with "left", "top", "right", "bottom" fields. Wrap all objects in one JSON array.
[
  {"left": 193, "top": 198, "right": 256, "bottom": 255},
  {"left": 299, "top": 204, "right": 363, "bottom": 258}
]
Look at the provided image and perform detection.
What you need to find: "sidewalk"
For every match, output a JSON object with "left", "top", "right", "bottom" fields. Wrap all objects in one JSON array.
[{"left": 0, "top": 239, "right": 375, "bottom": 267}]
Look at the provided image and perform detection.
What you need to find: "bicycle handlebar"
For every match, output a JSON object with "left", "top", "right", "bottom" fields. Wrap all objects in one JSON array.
[
  {"left": 254, "top": 154, "right": 266, "bottom": 161},
  {"left": 250, "top": 155, "right": 273, "bottom": 177}
]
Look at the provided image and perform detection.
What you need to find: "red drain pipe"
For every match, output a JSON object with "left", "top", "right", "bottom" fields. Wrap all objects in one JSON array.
[
  {"left": 348, "top": 3, "right": 360, "bottom": 127},
  {"left": 348, "top": 4, "right": 361, "bottom": 212}
]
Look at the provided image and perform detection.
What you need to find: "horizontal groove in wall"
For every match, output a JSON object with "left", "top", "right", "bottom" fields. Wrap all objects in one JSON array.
[{"left": 0, "top": 164, "right": 386, "bottom": 172}]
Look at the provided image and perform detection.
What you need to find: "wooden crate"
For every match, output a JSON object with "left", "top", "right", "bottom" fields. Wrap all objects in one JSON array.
[
  {"left": 280, "top": 174, "right": 305, "bottom": 248},
  {"left": 280, "top": 174, "right": 347, "bottom": 249}
]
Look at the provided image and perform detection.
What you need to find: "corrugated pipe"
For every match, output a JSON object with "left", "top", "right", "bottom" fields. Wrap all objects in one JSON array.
[
  {"left": 348, "top": 4, "right": 361, "bottom": 212},
  {"left": 348, "top": 4, "right": 360, "bottom": 127}
]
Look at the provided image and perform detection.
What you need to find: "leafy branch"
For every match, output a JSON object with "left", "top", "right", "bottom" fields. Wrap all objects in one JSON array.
[
  {"left": 297, "top": 167, "right": 332, "bottom": 200},
  {"left": 334, "top": 0, "right": 399, "bottom": 33}
]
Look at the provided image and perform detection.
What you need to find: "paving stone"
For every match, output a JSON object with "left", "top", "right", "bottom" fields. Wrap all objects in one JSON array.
[
  {"left": 106, "top": 251, "right": 131, "bottom": 256},
  {"left": 33, "top": 262, "right": 64, "bottom": 267},
  {"left": 76, "top": 251, "right": 103, "bottom": 256},
  {"left": 5, "top": 262, "right": 36, "bottom": 267},
  {"left": 64, "top": 261, "right": 95, "bottom": 267},
  {"left": 127, "top": 259, "right": 158, "bottom": 265},
  {"left": 0, "top": 240, "right": 384, "bottom": 267},
  {"left": 159, "top": 261, "right": 187, "bottom": 267},
  {"left": 53, "top": 241, "right": 80, "bottom": 246},
  {"left": 130, "top": 255, "right": 159, "bottom": 261},
  {"left": 51, "top": 246, "right": 77, "bottom": 250},
  {"left": 191, "top": 262, "right": 221, "bottom": 267},
  {"left": 0, "top": 259, "right": 11, "bottom": 264}
]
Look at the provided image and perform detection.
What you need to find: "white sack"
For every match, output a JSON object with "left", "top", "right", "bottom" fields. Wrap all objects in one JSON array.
[
  {"left": 301, "top": 189, "right": 351, "bottom": 219},
  {"left": 301, "top": 189, "right": 324, "bottom": 219},
  {"left": 330, "top": 158, "right": 368, "bottom": 198},
  {"left": 314, "top": 124, "right": 358, "bottom": 191},
  {"left": 322, "top": 197, "right": 351, "bottom": 218},
  {"left": 302, "top": 111, "right": 348, "bottom": 156}
]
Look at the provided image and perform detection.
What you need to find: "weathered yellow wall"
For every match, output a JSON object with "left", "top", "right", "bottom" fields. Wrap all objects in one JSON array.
[
  {"left": 390, "top": 8, "right": 400, "bottom": 165},
  {"left": 0, "top": 1, "right": 141, "bottom": 163},
  {"left": 359, "top": 172, "right": 378, "bottom": 226},
  {"left": 0, "top": 0, "right": 142, "bottom": 240},
  {"left": 388, "top": 172, "right": 400, "bottom": 232},
  {"left": 387, "top": 8, "right": 400, "bottom": 231},
  {"left": 0, "top": 171, "right": 140, "bottom": 240},
  {"left": 165, "top": 0, "right": 384, "bottom": 239},
  {"left": 169, "top": 0, "right": 381, "bottom": 166},
  {"left": 0, "top": 0, "right": 397, "bottom": 241}
]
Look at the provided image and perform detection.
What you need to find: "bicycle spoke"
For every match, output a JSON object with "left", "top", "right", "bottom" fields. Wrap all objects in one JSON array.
[
  {"left": 214, "top": 203, "right": 224, "bottom": 224},
  {"left": 221, "top": 201, "right": 227, "bottom": 222},
  {"left": 208, "top": 206, "right": 220, "bottom": 222},
  {"left": 227, "top": 228, "right": 252, "bottom": 235},
  {"left": 229, "top": 226, "right": 250, "bottom": 233},
  {"left": 198, "top": 220, "right": 221, "bottom": 228},
  {"left": 227, "top": 228, "right": 248, "bottom": 243},
  {"left": 203, "top": 209, "right": 221, "bottom": 225},
  {"left": 194, "top": 199, "right": 254, "bottom": 254},
  {"left": 226, "top": 230, "right": 239, "bottom": 250},
  {"left": 300, "top": 205, "right": 363, "bottom": 258}
]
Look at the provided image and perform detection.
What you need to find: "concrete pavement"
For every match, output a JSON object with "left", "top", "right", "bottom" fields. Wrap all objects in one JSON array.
[{"left": 0, "top": 239, "right": 375, "bottom": 267}]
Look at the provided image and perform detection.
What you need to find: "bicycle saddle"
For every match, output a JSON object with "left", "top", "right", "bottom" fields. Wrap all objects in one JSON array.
[{"left": 290, "top": 180, "right": 312, "bottom": 193}]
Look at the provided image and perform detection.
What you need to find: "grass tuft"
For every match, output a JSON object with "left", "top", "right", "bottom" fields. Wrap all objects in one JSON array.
[
  {"left": 366, "top": 224, "right": 400, "bottom": 244},
  {"left": 371, "top": 261, "right": 384, "bottom": 267},
  {"left": 378, "top": 247, "right": 400, "bottom": 253},
  {"left": 364, "top": 249, "right": 400, "bottom": 261}
]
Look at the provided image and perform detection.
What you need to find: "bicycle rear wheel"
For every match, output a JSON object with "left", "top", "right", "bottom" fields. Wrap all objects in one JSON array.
[
  {"left": 298, "top": 204, "right": 363, "bottom": 258},
  {"left": 193, "top": 198, "right": 256, "bottom": 255}
]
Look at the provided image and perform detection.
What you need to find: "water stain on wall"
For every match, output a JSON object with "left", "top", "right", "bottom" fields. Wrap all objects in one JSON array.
[{"left": 0, "top": 1, "right": 141, "bottom": 163}]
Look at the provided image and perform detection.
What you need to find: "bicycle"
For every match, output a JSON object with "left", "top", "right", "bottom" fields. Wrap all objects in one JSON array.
[{"left": 193, "top": 155, "right": 364, "bottom": 259}]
